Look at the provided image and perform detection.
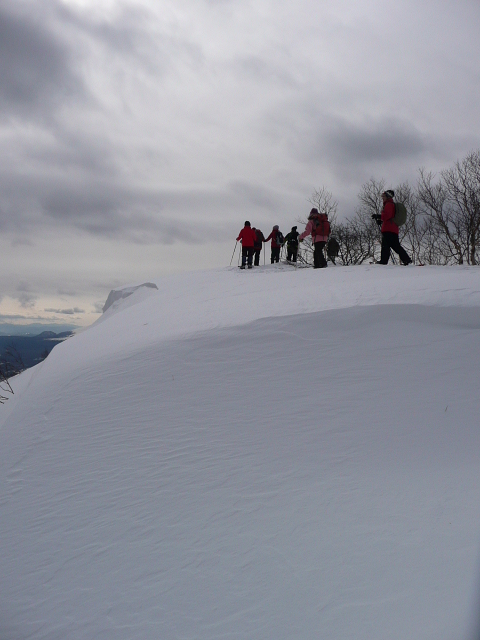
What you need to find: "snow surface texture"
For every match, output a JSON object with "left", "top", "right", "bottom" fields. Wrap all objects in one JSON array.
[
  {"left": 102, "top": 281, "right": 159, "bottom": 313},
  {"left": 1, "top": 265, "right": 480, "bottom": 640}
]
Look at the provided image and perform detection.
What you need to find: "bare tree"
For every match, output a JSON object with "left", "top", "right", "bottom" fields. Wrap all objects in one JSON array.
[
  {"left": 441, "top": 150, "right": 480, "bottom": 265},
  {"left": 332, "top": 220, "right": 376, "bottom": 265},
  {"left": 0, "top": 345, "right": 26, "bottom": 380},
  {"left": 0, "top": 348, "right": 21, "bottom": 403},
  {"left": 308, "top": 186, "right": 338, "bottom": 225},
  {"left": 0, "top": 370, "right": 14, "bottom": 404},
  {"left": 417, "top": 168, "right": 465, "bottom": 264},
  {"left": 393, "top": 181, "right": 425, "bottom": 264},
  {"left": 303, "top": 150, "right": 480, "bottom": 267}
]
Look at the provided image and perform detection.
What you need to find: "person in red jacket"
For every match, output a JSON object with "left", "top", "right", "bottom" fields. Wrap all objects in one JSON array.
[
  {"left": 299, "top": 208, "right": 330, "bottom": 268},
  {"left": 375, "top": 190, "right": 412, "bottom": 265},
  {"left": 264, "top": 225, "right": 283, "bottom": 263},
  {"left": 236, "top": 221, "right": 257, "bottom": 269}
]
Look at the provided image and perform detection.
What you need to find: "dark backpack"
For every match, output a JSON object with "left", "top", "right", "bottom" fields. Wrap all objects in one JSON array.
[
  {"left": 276, "top": 230, "right": 284, "bottom": 245},
  {"left": 393, "top": 202, "right": 407, "bottom": 227},
  {"left": 287, "top": 231, "right": 299, "bottom": 245}
]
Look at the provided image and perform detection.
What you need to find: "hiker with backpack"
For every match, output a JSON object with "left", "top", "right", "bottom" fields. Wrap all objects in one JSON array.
[
  {"left": 236, "top": 221, "right": 257, "bottom": 269},
  {"left": 299, "top": 209, "right": 330, "bottom": 268},
  {"left": 265, "top": 225, "right": 284, "bottom": 263},
  {"left": 327, "top": 236, "right": 340, "bottom": 265},
  {"left": 284, "top": 226, "right": 300, "bottom": 262},
  {"left": 252, "top": 227, "right": 265, "bottom": 266},
  {"left": 372, "top": 190, "right": 412, "bottom": 265}
]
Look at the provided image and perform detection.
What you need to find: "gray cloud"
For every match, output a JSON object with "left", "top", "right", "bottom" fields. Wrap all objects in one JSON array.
[
  {"left": 57, "top": 287, "right": 78, "bottom": 297},
  {"left": 0, "top": 165, "right": 285, "bottom": 243},
  {"left": 54, "top": 0, "right": 204, "bottom": 79},
  {"left": 0, "top": 0, "right": 85, "bottom": 119},
  {"left": 228, "top": 180, "right": 279, "bottom": 210},
  {"left": 321, "top": 118, "right": 427, "bottom": 164},
  {"left": 232, "top": 55, "right": 299, "bottom": 89},
  {"left": 14, "top": 282, "right": 37, "bottom": 309},
  {"left": 44, "top": 307, "right": 85, "bottom": 315}
]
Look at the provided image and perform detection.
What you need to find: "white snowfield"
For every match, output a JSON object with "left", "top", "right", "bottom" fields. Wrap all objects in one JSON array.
[{"left": 1, "top": 264, "right": 480, "bottom": 640}]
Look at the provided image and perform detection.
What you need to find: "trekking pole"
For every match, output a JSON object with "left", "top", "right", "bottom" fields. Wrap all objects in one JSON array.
[
  {"left": 263, "top": 244, "right": 265, "bottom": 265},
  {"left": 229, "top": 241, "right": 238, "bottom": 266}
]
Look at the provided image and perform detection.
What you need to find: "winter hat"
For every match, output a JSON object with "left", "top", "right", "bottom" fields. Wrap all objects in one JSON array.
[
  {"left": 383, "top": 190, "right": 395, "bottom": 198},
  {"left": 308, "top": 208, "right": 319, "bottom": 218},
  {"left": 273, "top": 225, "right": 279, "bottom": 230},
  {"left": 291, "top": 226, "right": 297, "bottom": 231},
  {"left": 244, "top": 220, "right": 251, "bottom": 226}
]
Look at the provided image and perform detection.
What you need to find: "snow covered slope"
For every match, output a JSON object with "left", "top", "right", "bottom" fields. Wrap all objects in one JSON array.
[{"left": 1, "top": 265, "right": 480, "bottom": 640}]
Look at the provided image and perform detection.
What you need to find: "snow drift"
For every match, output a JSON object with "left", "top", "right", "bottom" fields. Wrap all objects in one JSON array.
[{"left": 1, "top": 264, "right": 480, "bottom": 640}]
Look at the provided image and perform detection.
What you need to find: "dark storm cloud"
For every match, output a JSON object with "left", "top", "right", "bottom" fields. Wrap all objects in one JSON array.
[
  {"left": 262, "top": 93, "right": 471, "bottom": 183},
  {"left": 0, "top": 0, "right": 215, "bottom": 247},
  {"left": 37, "top": 180, "right": 226, "bottom": 243},
  {"left": 28, "top": 129, "right": 117, "bottom": 176},
  {"left": 0, "top": 0, "right": 84, "bottom": 118},
  {"left": 54, "top": 0, "right": 204, "bottom": 77},
  {"left": 322, "top": 118, "right": 427, "bottom": 164},
  {"left": 0, "top": 0, "right": 200, "bottom": 120},
  {"left": 0, "top": 169, "right": 280, "bottom": 244},
  {"left": 277, "top": 104, "right": 431, "bottom": 169}
]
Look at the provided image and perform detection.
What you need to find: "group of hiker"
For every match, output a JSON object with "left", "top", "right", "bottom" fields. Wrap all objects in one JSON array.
[
  {"left": 236, "top": 212, "right": 336, "bottom": 269},
  {"left": 235, "top": 190, "right": 411, "bottom": 269}
]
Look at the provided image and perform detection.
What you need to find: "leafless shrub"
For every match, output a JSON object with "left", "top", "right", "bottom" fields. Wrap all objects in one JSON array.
[{"left": 300, "top": 150, "right": 480, "bottom": 267}]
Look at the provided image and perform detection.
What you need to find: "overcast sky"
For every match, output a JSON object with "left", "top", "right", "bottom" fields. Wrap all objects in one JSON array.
[{"left": 1, "top": 0, "right": 479, "bottom": 328}]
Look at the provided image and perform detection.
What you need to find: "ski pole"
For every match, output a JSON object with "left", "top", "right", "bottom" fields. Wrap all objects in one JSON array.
[{"left": 229, "top": 241, "right": 238, "bottom": 266}]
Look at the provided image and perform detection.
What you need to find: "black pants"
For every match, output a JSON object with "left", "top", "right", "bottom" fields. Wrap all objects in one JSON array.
[
  {"left": 254, "top": 248, "right": 261, "bottom": 266},
  {"left": 313, "top": 241, "right": 327, "bottom": 268},
  {"left": 271, "top": 246, "right": 280, "bottom": 263},
  {"left": 241, "top": 246, "right": 255, "bottom": 267},
  {"left": 380, "top": 233, "right": 411, "bottom": 265},
  {"left": 286, "top": 244, "right": 298, "bottom": 262}
]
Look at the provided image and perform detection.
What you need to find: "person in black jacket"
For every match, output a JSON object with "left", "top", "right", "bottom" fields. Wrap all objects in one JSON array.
[
  {"left": 284, "top": 226, "right": 299, "bottom": 262},
  {"left": 252, "top": 228, "right": 265, "bottom": 266}
]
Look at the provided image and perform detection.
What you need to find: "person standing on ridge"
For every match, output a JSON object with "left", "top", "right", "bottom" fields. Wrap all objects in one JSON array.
[
  {"left": 284, "top": 226, "right": 300, "bottom": 262},
  {"left": 299, "top": 208, "right": 330, "bottom": 268},
  {"left": 265, "top": 225, "right": 284, "bottom": 263},
  {"left": 252, "top": 227, "right": 265, "bottom": 266},
  {"left": 372, "top": 190, "right": 412, "bottom": 265},
  {"left": 236, "top": 221, "right": 257, "bottom": 269}
]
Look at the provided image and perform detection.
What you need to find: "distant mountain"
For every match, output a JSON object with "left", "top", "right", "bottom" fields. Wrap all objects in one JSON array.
[{"left": 0, "top": 331, "right": 74, "bottom": 375}]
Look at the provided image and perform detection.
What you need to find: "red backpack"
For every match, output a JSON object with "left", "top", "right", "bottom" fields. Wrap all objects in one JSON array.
[{"left": 311, "top": 213, "right": 330, "bottom": 238}]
